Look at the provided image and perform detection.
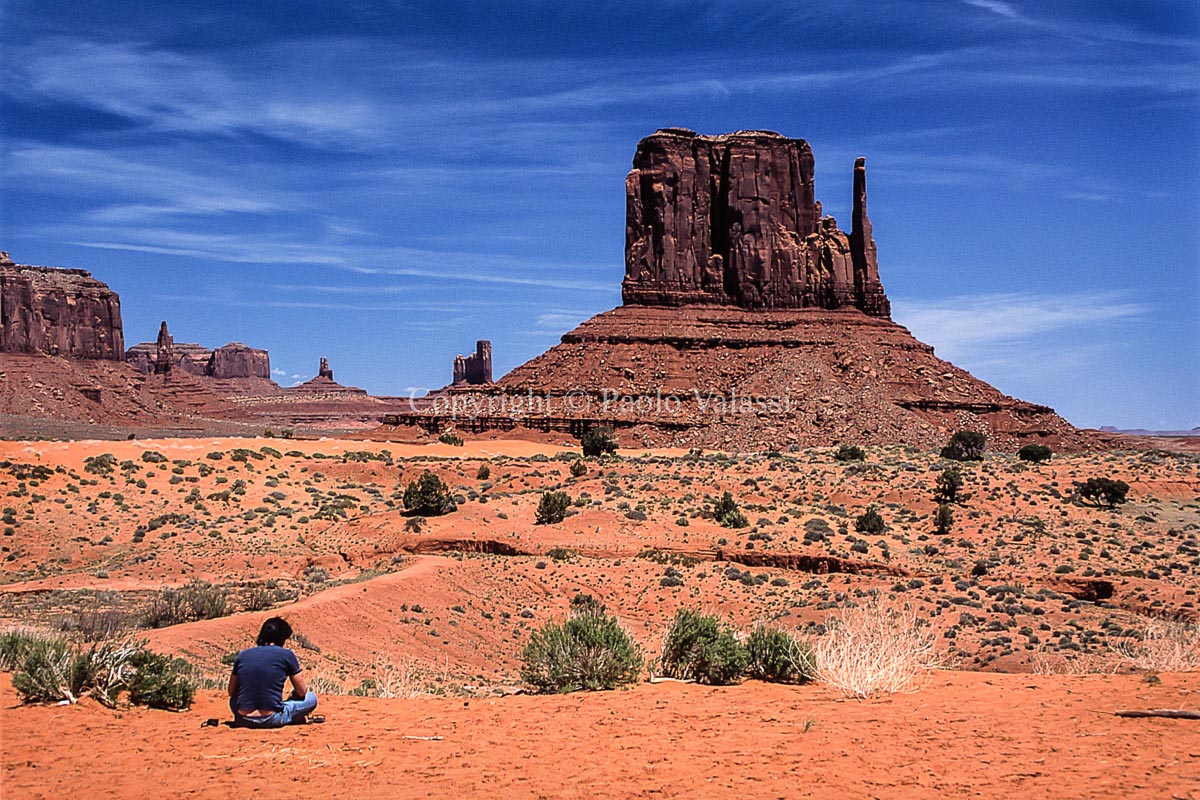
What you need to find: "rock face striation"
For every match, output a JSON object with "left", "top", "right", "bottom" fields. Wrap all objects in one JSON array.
[
  {"left": 622, "top": 129, "right": 889, "bottom": 317},
  {"left": 0, "top": 251, "right": 125, "bottom": 360},
  {"left": 453, "top": 340, "right": 493, "bottom": 385}
]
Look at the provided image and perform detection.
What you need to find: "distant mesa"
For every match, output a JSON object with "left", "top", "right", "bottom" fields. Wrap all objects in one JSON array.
[
  {"left": 1, "top": 250, "right": 124, "bottom": 360},
  {"left": 0, "top": 254, "right": 403, "bottom": 433},
  {"left": 452, "top": 340, "right": 493, "bottom": 385},
  {"left": 126, "top": 320, "right": 272, "bottom": 380},
  {"left": 0, "top": 255, "right": 246, "bottom": 425},
  {"left": 386, "top": 129, "right": 1094, "bottom": 451}
]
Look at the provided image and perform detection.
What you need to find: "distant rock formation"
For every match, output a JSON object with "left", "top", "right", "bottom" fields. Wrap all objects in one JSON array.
[
  {"left": 154, "top": 321, "right": 173, "bottom": 375},
  {"left": 126, "top": 324, "right": 270, "bottom": 380},
  {"left": 126, "top": 341, "right": 212, "bottom": 375},
  {"left": 289, "top": 357, "right": 366, "bottom": 396},
  {"left": 622, "top": 129, "right": 890, "bottom": 317},
  {"left": 453, "top": 340, "right": 493, "bottom": 385},
  {"left": 210, "top": 343, "right": 270, "bottom": 379},
  {"left": 0, "top": 251, "right": 125, "bottom": 360}
]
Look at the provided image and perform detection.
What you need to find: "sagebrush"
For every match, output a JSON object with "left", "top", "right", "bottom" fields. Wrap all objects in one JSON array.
[
  {"left": 659, "top": 608, "right": 747, "bottom": 685},
  {"left": 4, "top": 631, "right": 195, "bottom": 709},
  {"left": 746, "top": 624, "right": 815, "bottom": 683},
  {"left": 521, "top": 596, "right": 643, "bottom": 693}
]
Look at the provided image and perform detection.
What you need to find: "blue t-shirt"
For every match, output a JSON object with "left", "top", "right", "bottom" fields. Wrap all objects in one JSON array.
[{"left": 232, "top": 645, "right": 302, "bottom": 712}]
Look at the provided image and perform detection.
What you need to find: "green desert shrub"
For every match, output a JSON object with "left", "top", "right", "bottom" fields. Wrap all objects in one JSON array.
[
  {"left": 521, "top": 596, "right": 643, "bottom": 693},
  {"left": 1017, "top": 443, "right": 1053, "bottom": 463},
  {"left": 580, "top": 426, "right": 618, "bottom": 457},
  {"left": 659, "top": 608, "right": 748, "bottom": 685},
  {"left": 403, "top": 470, "right": 457, "bottom": 516},
  {"left": 475, "top": 464, "right": 491, "bottom": 480},
  {"left": 933, "top": 468, "right": 963, "bottom": 504},
  {"left": 0, "top": 629, "right": 46, "bottom": 670},
  {"left": 12, "top": 635, "right": 100, "bottom": 704},
  {"left": 8, "top": 632, "right": 193, "bottom": 709},
  {"left": 833, "top": 444, "right": 865, "bottom": 462},
  {"left": 127, "top": 649, "right": 196, "bottom": 710},
  {"left": 713, "top": 492, "right": 749, "bottom": 529},
  {"left": 854, "top": 506, "right": 887, "bottom": 535},
  {"left": 569, "top": 459, "right": 588, "bottom": 478},
  {"left": 746, "top": 624, "right": 815, "bottom": 683},
  {"left": 535, "top": 491, "right": 572, "bottom": 525},
  {"left": 437, "top": 432, "right": 464, "bottom": 447},
  {"left": 941, "top": 430, "right": 986, "bottom": 461},
  {"left": 140, "top": 581, "right": 229, "bottom": 628},
  {"left": 1077, "top": 477, "right": 1130, "bottom": 508},
  {"left": 933, "top": 503, "right": 954, "bottom": 535},
  {"left": 83, "top": 454, "right": 118, "bottom": 476},
  {"left": 140, "top": 450, "right": 168, "bottom": 464}
]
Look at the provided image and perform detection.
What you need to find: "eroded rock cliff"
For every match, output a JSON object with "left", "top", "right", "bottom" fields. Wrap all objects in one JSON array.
[
  {"left": 622, "top": 130, "right": 889, "bottom": 316},
  {"left": 0, "top": 252, "right": 125, "bottom": 360},
  {"left": 385, "top": 128, "right": 1096, "bottom": 451}
]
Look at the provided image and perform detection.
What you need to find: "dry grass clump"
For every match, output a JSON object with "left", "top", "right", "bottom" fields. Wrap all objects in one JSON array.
[
  {"left": 352, "top": 657, "right": 451, "bottom": 698},
  {"left": 815, "top": 600, "right": 943, "bottom": 698},
  {"left": 1116, "top": 619, "right": 1200, "bottom": 673}
]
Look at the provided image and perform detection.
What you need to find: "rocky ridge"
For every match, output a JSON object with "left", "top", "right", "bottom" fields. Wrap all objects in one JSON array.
[{"left": 388, "top": 305, "right": 1089, "bottom": 450}]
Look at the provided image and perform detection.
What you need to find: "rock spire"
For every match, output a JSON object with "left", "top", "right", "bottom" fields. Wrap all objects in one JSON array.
[{"left": 453, "top": 340, "right": 493, "bottom": 385}]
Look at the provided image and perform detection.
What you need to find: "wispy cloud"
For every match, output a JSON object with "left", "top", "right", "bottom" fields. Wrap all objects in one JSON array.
[
  {"left": 6, "top": 144, "right": 294, "bottom": 220},
  {"left": 9, "top": 40, "right": 389, "bottom": 149},
  {"left": 962, "top": 0, "right": 1200, "bottom": 49},
  {"left": 47, "top": 222, "right": 617, "bottom": 292},
  {"left": 891, "top": 290, "right": 1148, "bottom": 366},
  {"left": 533, "top": 310, "right": 593, "bottom": 330}
]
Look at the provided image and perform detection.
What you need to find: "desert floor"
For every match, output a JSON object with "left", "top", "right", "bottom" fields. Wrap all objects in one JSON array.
[
  {"left": 0, "top": 435, "right": 1197, "bottom": 798},
  {"left": 3, "top": 670, "right": 1198, "bottom": 799}
]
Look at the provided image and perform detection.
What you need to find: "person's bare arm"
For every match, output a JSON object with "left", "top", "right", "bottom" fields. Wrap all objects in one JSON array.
[
  {"left": 289, "top": 671, "right": 307, "bottom": 699},
  {"left": 227, "top": 672, "right": 238, "bottom": 699}
]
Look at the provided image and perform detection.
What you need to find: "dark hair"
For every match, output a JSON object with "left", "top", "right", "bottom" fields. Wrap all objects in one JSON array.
[{"left": 256, "top": 617, "right": 293, "bottom": 647}]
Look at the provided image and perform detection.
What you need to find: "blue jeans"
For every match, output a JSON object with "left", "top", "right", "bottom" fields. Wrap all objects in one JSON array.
[{"left": 230, "top": 691, "right": 318, "bottom": 728}]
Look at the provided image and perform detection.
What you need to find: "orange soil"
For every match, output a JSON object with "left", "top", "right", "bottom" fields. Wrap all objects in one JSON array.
[
  {"left": 2, "top": 671, "right": 1197, "bottom": 799},
  {"left": 0, "top": 436, "right": 1197, "bottom": 685},
  {"left": 1, "top": 436, "right": 1199, "bottom": 798}
]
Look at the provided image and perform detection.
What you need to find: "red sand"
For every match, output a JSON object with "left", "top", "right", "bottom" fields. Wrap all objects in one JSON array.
[{"left": 2, "top": 671, "right": 1197, "bottom": 799}]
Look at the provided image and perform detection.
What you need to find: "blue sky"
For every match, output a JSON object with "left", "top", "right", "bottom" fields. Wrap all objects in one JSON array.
[{"left": 2, "top": 0, "right": 1197, "bottom": 429}]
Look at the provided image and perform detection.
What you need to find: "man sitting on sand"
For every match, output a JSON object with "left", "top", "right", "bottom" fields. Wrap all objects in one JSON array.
[{"left": 228, "top": 617, "right": 318, "bottom": 727}]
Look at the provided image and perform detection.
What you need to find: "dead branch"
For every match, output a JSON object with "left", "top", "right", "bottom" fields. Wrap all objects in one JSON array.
[{"left": 1114, "top": 709, "right": 1200, "bottom": 720}]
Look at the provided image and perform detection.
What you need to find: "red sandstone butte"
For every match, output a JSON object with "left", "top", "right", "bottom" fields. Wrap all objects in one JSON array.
[{"left": 386, "top": 129, "right": 1093, "bottom": 451}]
